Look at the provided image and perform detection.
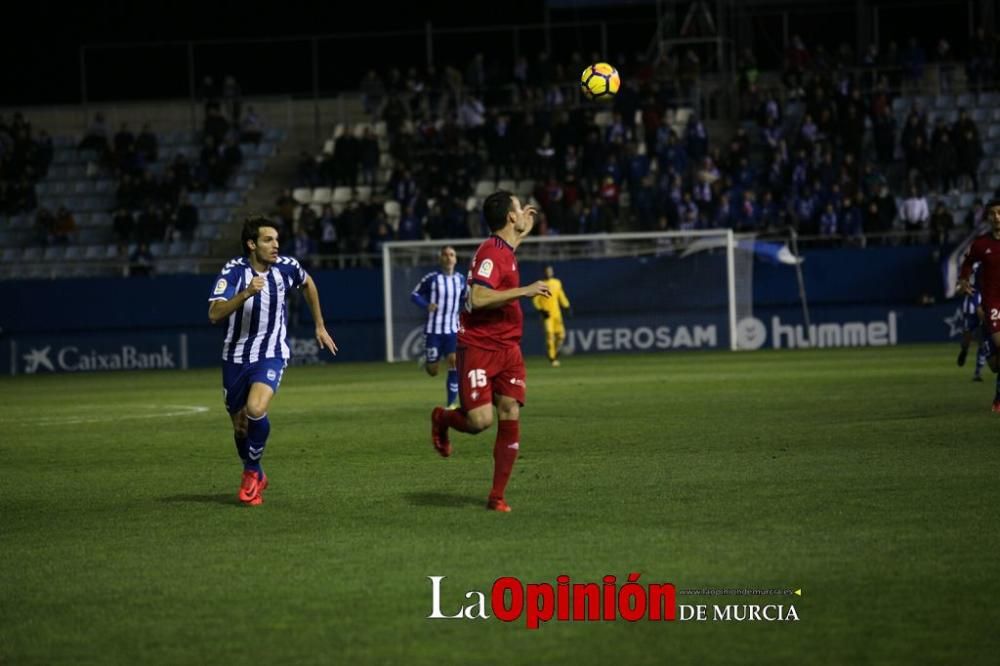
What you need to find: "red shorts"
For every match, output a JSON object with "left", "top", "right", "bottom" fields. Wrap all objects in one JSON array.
[
  {"left": 456, "top": 344, "right": 526, "bottom": 410},
  {"left": 986, "top": 301, "right": 1000, "bottom": 335}
]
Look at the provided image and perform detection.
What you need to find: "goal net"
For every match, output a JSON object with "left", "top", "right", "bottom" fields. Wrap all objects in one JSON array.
[{"left": 382, "top": 230, "right": 753, "bottom": 362}]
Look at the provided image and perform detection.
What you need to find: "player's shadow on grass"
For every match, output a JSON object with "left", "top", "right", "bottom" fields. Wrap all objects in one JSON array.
[
  {"left": 159, "top": 493, "right": 238, "bottom": 506},
  {"left": 404, "top": 492, "right": 482, "bottom": 509}
]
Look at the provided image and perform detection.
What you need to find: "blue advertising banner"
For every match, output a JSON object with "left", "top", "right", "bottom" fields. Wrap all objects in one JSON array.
[{"left": 2, "top": 323, "right": 387, "bottom": 375}]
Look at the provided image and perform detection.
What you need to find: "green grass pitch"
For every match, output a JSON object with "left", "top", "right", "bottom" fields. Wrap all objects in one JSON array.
[{"left": 2, "top": 344, "right": 999, "bottom": 665}]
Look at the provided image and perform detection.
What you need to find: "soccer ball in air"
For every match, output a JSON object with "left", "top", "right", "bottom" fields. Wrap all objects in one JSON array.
[{"left": 580, "top": 63, "right": 620, "bottom": 100}]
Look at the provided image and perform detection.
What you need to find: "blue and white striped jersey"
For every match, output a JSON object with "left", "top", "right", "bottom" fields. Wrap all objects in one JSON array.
[
  {"left": 962, "top": 261, "right": 983, "bottom": 315},
  {"left": 208, "top": 256, "right": 309, "bottom": 363},
  {"left": 411, "top": 271, "right": 466, "bottom": 334}
]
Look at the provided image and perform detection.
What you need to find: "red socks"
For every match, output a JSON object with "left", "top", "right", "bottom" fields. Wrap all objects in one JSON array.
[
  {"left": 441, "top": 409, "right": 475, "bottom": 433},
  {"left": 490, "top": 420, "right": 520, "bottom": 500}
]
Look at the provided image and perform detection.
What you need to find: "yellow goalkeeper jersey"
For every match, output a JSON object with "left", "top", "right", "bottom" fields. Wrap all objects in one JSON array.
[{"left": 533, "top": 278, "right": 571, "bottom": 320}]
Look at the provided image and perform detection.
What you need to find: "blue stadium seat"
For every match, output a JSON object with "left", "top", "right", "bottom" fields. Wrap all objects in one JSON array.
[
  {"left": 256, "top": 143, "right": 276, "bottom": 157},
  {"left": 84, "top": 245, "right": 105, "bottom": 260},
  {"left": 149, "top": 242, "right": 166, "bottom": 258},
  {"left": 22, "top": 247, "right": 43, "bottom": 261},
  {"left": 244, "top": 158, "right": 264, "bottom": 173},
  {"left": 204, "top": 191, "right": 223, "bottom": 206},
  {"left": 189, "top": 240, "right": 208, "bottom": 256},
  {"left": 264, "top": 127, "right": 285, "bottom": 142},
  {"left": 979, "top": 92, "right": 1000, "bottom": 107},
  {"left": 188, "top": 192, "right": 206, "bottom": 206},
  {"left": 167, "top": 241, "right": 189, "bottom": 257},
  {"left": 78, "top": 228, "right": 109, "bottom": 244},
  {"left": 223, "top": 191, "right": 241, "bottom": 206},
  {"left": 934, "top": 95, "right": 955, "bottom": 109},
  {"left": 232, "top": 174, "right": 253, "bottom": 190},
  {"left": 1, "top": 248, "right": 19, "bottom": 262},
  {"left": 195, "top": 224, "right": 220, "bottom": 240},
  {"left": 53, "top": 135, "right": 76, "bottom": 148},
  {"left": 10, "top": 214, "right": 33, "bottom": 230}
]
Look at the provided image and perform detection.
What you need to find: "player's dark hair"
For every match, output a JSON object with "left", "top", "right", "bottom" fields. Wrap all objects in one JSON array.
[
  {"left": 241, "top": 215, "right": 275, "bottom": 255},
  {"left": 986, "top": 199, "right": 1000, "bottom": 211},
  {"left": 482, "top": 190, "right": 514, "bottom": 232}
]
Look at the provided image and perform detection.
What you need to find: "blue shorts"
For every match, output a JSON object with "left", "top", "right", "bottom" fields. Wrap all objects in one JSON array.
[
  {"left": 222, "top": 358, "right": 287, "bottom": 414},
  {"left": 425, "top": 332, "right": 457, "bottom": 364}
]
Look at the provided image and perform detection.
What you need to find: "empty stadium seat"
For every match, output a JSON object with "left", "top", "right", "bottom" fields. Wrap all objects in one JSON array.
[
  {"left": 84, "top": 245, "right": 104, "bottom": 260},
  {"left": 332, "top": 187, "right": 353, "bottom": 204},
  {"left": 593, "top": 111, "right": 613, "bottom": 127},
  {"left": 384, "top": 200, "right": 401, "bottom": 218},
  {"left": 312, "top": 188, "right": 333, "bottom": 205},
  {"left": 22, "top": 247, "right": 43, "bottom": 261},
  {"left": 474, "top": 180, "right": 495, "bottom": 197},
  {"left": 292, "top": 188, "right": 313, "bottom": 205},
  {"left": 1, "top": 248, "right": 19, "bottom": 262},
  {"left": 515, "top": 180, "right": 534, "bottom": 197},
  {"left": 979, "top": 92, "right": 999, "bottom": 107},
  {"left": 322, "top": 139, "right": 335, "bottom": 155},
  {"left": 355, "top": 186, "right": 372, "bottom": 203},
  {"left": 196, "top": 225, "right": 220, "bottom": 241},
  {"left": 223, "top": 191, "right": 241, "bottom": 206},
  {"left": 78, "top": 228, "right": 109, "bottom": 244},
  {"left": 497, "top": 179, "right": 516, "bottom": 193}
]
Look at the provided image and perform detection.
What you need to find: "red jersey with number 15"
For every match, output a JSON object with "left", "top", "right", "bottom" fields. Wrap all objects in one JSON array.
[
  {"left": 459, "top": 236, "right": 523, "bottom": 350},
  {"left": 960, "top": 233, "right": 1000, "bottom": 303}
]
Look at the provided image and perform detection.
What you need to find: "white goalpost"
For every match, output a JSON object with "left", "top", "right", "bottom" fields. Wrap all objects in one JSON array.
[{"left": 382, "top": 229, "right": 751, "bottom": 362}]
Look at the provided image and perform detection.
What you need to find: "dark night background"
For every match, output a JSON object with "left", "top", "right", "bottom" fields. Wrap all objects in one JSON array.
[{"left": 0, "top": 0, "right": 976, "bottom": 106}]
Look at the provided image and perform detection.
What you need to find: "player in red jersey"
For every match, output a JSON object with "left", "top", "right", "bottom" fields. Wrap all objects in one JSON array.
[
  {"left": 430, "top": 190, "right": 552, "bottom": 512},
  {"left": 958, "top": 199, "right": 1000, "bottom": 410}
]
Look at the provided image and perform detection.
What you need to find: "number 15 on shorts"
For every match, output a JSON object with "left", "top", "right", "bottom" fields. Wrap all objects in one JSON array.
[{"left": 468, "top": 369, "right": 487, "bottom": 388}]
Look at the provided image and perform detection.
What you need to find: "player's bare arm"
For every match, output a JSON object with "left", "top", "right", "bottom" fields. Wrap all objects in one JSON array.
[
  {"left": 208, "top": 275, "right": 265, "bottom": 324},
  {"left": 469, "top": 281, "right": 551, "bottom": 310},
  {"left": 301, "top": 274, "right": 338, "bottom": 354}
]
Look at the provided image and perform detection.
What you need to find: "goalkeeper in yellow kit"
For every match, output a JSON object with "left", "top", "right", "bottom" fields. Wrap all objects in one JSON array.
[{"left": 532, "top": 265, "right": 571, "bottom": 367}]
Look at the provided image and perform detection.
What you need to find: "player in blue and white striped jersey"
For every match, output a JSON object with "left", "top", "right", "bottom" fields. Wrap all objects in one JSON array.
[
  {"left": 208, "top": 216, "right": 338, "bottom": 505},
  {"left": 411, "top": 245, "right": 466, "bottom": 408},
  {"left": 958, "top": 260, "right": 988, "bottom": 381}
]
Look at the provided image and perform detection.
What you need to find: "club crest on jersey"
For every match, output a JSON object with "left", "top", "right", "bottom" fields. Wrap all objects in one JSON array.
[
  {"left": 477, "top": 259, "right": 494, "bottom": 278},
  {"left": 213, "top": 278, "right": 227, "bottom": 295},
  {"left": 267, "top": 369, "right": 277, "bottom": 381}
]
